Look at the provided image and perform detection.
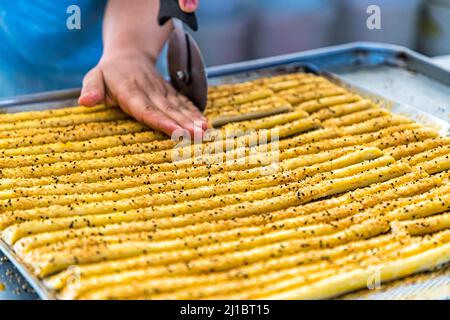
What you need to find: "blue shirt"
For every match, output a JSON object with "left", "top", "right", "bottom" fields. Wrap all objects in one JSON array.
[{"left": 0, "top": 0, "right": 107, "bottom": 98}]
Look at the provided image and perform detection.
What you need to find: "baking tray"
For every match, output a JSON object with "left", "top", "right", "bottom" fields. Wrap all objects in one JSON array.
[{"left": 0, "top": 42, "right": 449, "bottom": 300}]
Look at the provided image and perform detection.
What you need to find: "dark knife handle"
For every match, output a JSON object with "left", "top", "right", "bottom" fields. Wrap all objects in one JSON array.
[{"left": 158, "top": 0, "right": 198, "bottom": 31}]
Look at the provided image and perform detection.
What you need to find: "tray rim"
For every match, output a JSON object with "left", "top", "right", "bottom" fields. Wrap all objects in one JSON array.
[
  {"left": 1, "top": 41, "right": 450, "bottom": 108},
  {"left": 0, "top": 41, "right": 449, "bottom": 300},
  {"left": 0, "top": 239, "right": 56, "bottom": 300},
  {"left": 206, "top": 41, "right": 450, "bottom": 85}
]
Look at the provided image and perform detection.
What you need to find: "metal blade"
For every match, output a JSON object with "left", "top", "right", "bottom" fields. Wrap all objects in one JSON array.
[{"left": 167, "top": 21, "right": 208, "bottom": 112}]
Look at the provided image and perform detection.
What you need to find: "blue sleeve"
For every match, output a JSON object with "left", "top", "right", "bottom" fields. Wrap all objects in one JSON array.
[{"left": 0, "top": 0, "right": 107, "bottom": 98}]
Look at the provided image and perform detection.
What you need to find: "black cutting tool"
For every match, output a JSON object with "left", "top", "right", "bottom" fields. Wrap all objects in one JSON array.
[{"left": 158, "top": 0, "right": 208, "bottom": 112}]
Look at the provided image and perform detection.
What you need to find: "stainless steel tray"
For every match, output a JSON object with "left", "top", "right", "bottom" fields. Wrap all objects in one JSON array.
[{"left": 0, "top": 42, "right": 449, "bottom": 300}]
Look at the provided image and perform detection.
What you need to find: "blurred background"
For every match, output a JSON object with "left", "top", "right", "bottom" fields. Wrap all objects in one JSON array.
[{"left": 192, "top": 0, "right": 450, "bottom": 66}]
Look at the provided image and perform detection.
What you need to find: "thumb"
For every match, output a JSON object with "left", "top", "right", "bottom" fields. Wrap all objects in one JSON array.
[
  {"left": 179, "top": 0, "right": 198, "bottom": 13},
  {"left": 78, "top": 66, "right": 105, "bottom": 106}
]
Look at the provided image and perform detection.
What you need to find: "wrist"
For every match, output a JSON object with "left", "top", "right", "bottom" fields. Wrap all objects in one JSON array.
[{"left": 101, "top": 44, "right": 158, "bottom": 65}]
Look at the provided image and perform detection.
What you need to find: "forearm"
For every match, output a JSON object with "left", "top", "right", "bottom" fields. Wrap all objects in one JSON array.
[
  {"left": 79, "top": 0, "right": 205, "bottom": 136},
  {"left": 102, "top": 0, "right": 172, "bottom": 63}
]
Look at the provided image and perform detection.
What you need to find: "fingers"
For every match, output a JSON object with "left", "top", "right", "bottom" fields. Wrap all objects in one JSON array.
[
  {"left": 150, "top": 87, "right": 207, "bottom": 136},
  {"left": 139, "top": 73, "right": 207, "bottom": 136},
  {"left": 168, "top": 93, "right": 208, "bottom": 131},
  {"left": 162, "top": 81, "right": 206, "bottom": 126},
  {"left": 96, "top": 59, "right": 206, "bottom": 138},
  {"left": 179, "top": 0, "right": 198, "bottom": 12},
  {"left": 116, "top": 80, "right": 183, "bottom": 136},
  {"left": 78, "top": 67, "right": 105, "bottom": 106},
  {"left": 105, "top": 95, "right": 117, "bottom": 108}
]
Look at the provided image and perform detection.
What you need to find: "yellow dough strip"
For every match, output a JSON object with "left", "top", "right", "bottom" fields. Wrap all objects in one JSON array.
[
  {"left": 384, "top": 137, "right": 450, "bottom": 160},
  {"left": 0, "top": 120, "right": 151, "bottom": 148},
  {"left": 208, "top": 88, "right": 273, "bottom": 108},
  {"left": 207, "top": 82, "right": 276, "bottom": 101},
  {"left": 220, "top": 109, "right": 309, "bottom": 132},
  {"left": 297, "top": 94, "right": 360, "bottom": 112},
  {"left": 0, "top": 131, "right": 170, "bottom": 157},
  {"left": 26, "top": 171, "right": 439, "bottom": 259},
  {"left": 264, "top": 76, "right": 330, "bottom": 92},
  {"left": 207, "top": 86, "right": 256, "bottom": 100},
  {"left": 261, "top": 233, "right": 450, "bottom": 299},
  {"left": 209, "top": 105, "right": 293, "bottom": 127},
  {"left": 213, "top": 232, "right": 450, "bottom": 300},
  {"left": 0, "top": 151, "right": 365, "bottom": 212},
  {"left": 276, "top": 124, "right": 422, "bottom": 163},
  {"left": 15, "top": 171, "right": 423, "bottom": 254},
  {"left": 0, "top": 146, "right": 359, "bottom": 201},
  {"left": 391, "top": 211, "right": 450, "bottom": 236},
  {"left": 16, "top": 158, "right": 400, "bottom": 255},
  {"left": 0, "top": 128, "right": 414, "bottom": 209},
  {"left": 26, "top": 217, "right": 390, "bottom": 273},
  {"left": 278, "top": 88, "right": 346, "bottom": 106},
  {"left": 0, "top": 117, "right": 320, "bottom": 179},
  {"left": 0, "top": 104, "right": 111, "bottom": 123},
  {"left": 182, "top": 125, "right": 427, "bottom": 172},
  {"left": 403, "top": 145, "right": 450, "bottom": 166},
  {"left": 367, "top": 128, "right": 438, "bottom": 150},
  {"left": 306, "top": 183, "right": 450, "bottom": 241},
  {"left": 133, "top": 234, "right": 444, "bottom": 300},
  {"left": 312, "top": 100, "right": 375, "bottom": 121},
  {"left": 1, "top": 72, "right": 448, "bottom": 300},
  {"left": 207, "top": 96, "right": 290, "bottom": 116},
  {"left": 76, "top": 238, "right": 410, "bottom": 300},
  {"left": 0, "top": 151, "right": 275, "bottom": 198},
  {"left": 322, "top": 109, "right": 390, "bottom": 127},
  {"left": 0, "top": 149, "right": 384, "bottom": 226},
  {"left": 0, "top": 150, "right": 281, "bottom": 199},
  {"left": 208, "top": 80, "right": 257, "bottom": 92},
  {"left": 26, "top": 218, "right": 390, "bottom": 278},
  {"left": 384, "top": 193, "right": 450, "bottom": 222},
  {"left": 271, "top": 82, "right": 337, "bottom": 97},
  {"left": 0, "top": 109, "right": 129, "bottom": 131},
  {"left": 413, "top": 154, "right": 450, "bottom": 174},
  {"left": 340, "top": 115, "right": 412, "bottom": 135},
  {"left": 1, "top": 163, "right": 408, "bottom": 249},
  {"left": 0, "top": 140, "right": 178, "bottom": 168},
  {"left": 12, "top": 165, "right": 408, "bottom": 276},
  {"left": 0, "top": 122, "right": 414, "bottom": 190},
  {"left": 46, "top": 232, "right": 400, "bottom": 291},
  {"left": 207, "top": 74, "right": 326, "bottom": 100},
  {"left": 0, "top": 128, "right": 339, "bottom": 190},
  {"left": 0, "top": 127, "right": 409, "bottom": 199}
]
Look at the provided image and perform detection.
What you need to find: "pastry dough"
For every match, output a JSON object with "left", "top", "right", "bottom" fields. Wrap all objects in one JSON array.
[{"left": 0, "top": 72, "right": 448, "bottom": 300}]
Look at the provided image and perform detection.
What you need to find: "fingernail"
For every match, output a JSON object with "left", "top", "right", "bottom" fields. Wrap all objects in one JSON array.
[
  {"left": 199, "top": 116, "right": 209, "bottom": 127},
  {"left": 182, "top": 0, "right": 197, "bottom": 12},
  {"left": 81, "top": 92, "right": 99, "bottom": 103},
  {"left": 78, "top": 94, "right": 90, "bottom": 106},
  {"left": 201, "top": 121, "right": 208, "bottom": 131},
  {"left": 194, "top": 121, "right": 208, "bottom": 132}
]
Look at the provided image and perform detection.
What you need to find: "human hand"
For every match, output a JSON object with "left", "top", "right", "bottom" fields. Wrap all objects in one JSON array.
[
  {"left": 78, "top": 48, "right": 207, "bottom": 137},
  {"left": 78, "top": 0, "right": 205, "bottom": 137}
]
